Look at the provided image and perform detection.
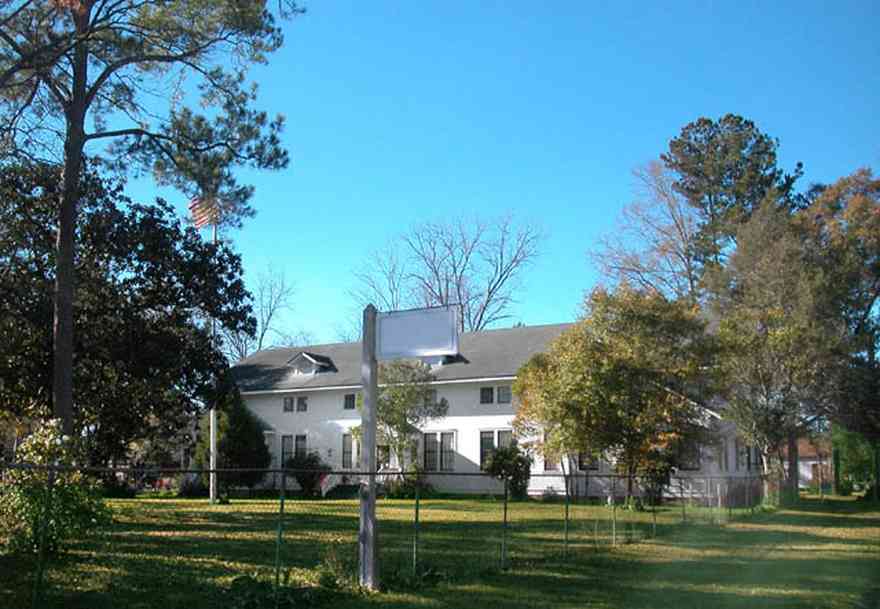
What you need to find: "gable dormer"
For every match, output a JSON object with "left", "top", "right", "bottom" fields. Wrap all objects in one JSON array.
[{"left": 286, "top": 351, "right": 336, "bottom": 376}]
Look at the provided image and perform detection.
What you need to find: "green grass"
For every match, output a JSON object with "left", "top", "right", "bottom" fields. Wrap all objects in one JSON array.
[{"left": 1, "top": 495, "right": 878, "bottom": 609}]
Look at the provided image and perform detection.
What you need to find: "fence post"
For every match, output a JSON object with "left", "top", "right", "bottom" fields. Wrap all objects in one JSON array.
[
  {"left": 501, "top": 478, "right": 508, "bottom": 569},
  {"left": 274, "top": 471, "right": 286, "bottom": 595},
  {"left": 564, "top": 479, "right": 570, "bottom": 558},
  {"left": 726, "top": 480, "right": 732, "bottom": 522},
  {"left": 652, "top": 500, "right": 657, "bottom": 538},
  {"left": 412, "top": 480, "right": 420, "bottom": 576},
  {"left": 679, "top": 478, "right": 686, "bottom": 524},
  {"left": 746, "top": 475, "right": 752, "bottom": 515},
  {"left": 708, "top": 477, "right": 715, "bottom": 524},
  {"left": 611, "top": 476, "right": 617, "bottom": 547},
  {"left": 32, "top": 467, "right": 54, "bottom": 609}
]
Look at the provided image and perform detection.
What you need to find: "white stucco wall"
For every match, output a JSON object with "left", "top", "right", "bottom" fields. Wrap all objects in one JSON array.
[{"left": 242, "top": 379, "right": 758, "bottom": 496}]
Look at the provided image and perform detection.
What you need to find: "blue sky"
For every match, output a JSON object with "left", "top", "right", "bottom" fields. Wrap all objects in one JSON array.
[{"left": 129, "top": 1, "right": 879, "bottom": 344}]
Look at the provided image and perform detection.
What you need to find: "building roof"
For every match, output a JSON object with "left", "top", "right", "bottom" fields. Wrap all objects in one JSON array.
[{"left": 232, "top": 322, "right": 573, "bottom": 393}]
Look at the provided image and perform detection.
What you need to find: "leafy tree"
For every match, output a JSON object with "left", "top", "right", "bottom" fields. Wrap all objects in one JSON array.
[
  {"left": 514, "top": 287, "right": 714, "bottom": 497},
  {"left": 797, "top": 170, "right": 880, "bottom": 497},
  {"left": 0, "top": 161, "right": 254, "bottom": 464},
  {"left": 194, "top": 389, "right": 270, "bottom": 493},
  {"left": 709, "top": 202, "right": 840, "bottom": 502},
  {"left": 661, "top": 114, "right": 803, "bottom": 269},
  {"left": 0, "top": 0, "right": 300, "bottom": 434},
  {"left": 219, "top": 391, "right": 271, "bottom": 491},
  {"left": 484, "top": 444, "right": 532, "bottom": 500},
  {"left": 356, "top": 360, "right": 448, "bottom": 471},
  {"left": 832, "top": 425, "right": 875, "bottom": 489}
]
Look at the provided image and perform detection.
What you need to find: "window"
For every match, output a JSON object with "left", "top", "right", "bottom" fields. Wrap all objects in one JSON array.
[
  {"left": 294, "top": 434, "right": 307, "bottom": 460},
  {"left": 543, "top": 433, "right": 559, "bottom": 471},
  {"left": 423, "top": 432, "right": 455, "bottom": 472},
  {"left": 678, "top": 441, "right": 701, "bottom": 471},
  {"left": 480, "top": 431, "right": 495, "bottom": 470},
  {"left": 715, "top": 440, "right": 729, "bottom": 472},
  {"left": 440, "top": 432, "right": 455, "bottom": 472},
  {"left": 578, "top": 452, "right": 599, "bottom": 471},
  {"left": 343, "top": 393, "right": 356, "bottom": 410},
  {"left": 377, "top": 445, "right": 390, "bottom": 469},
  {"left": 296, "top": 396, "right": 308, "bottom": 412},
  {"left": 283, "top": 397, "right": 295, "bottom": 413},
  {"left": 281, "top": 435, "right": 294, "bottom": 465},
  {"left": 264, "top": 432, "right": 277, "bottom": 467},
  {"left": 497, "top": 386, "right": 512, "bottom": 404},
  {"left": 342, "top": 434, "right": 353, "bottom": 469},
  {"left": 735, "top": 439, "right": 750, "bottom": 471},
  {"left": 424, "top": 433, "right": 439, "bottom": 471},
  {"left": 480, "top": 429, "right": 513, "bottom": 469},
  {"left": 480, "top": 387, "right": 494, "bottom": 404},
  {"left": 753, "top": 447, "right": 762, "bottom": 471}
]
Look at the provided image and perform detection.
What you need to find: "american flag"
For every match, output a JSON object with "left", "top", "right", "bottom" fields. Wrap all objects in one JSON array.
[{"left": 188, "top": 197, "right": 218, "bottom": 229}]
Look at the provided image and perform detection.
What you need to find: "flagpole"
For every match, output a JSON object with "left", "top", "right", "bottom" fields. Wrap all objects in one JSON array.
[{"left": 209, "top": 220, "right": 218, "bottom": 503}]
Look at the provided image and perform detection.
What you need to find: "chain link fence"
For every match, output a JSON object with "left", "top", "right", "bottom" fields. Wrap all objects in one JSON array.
[{"left": 0, "top": 463, "right": 765, "bottom": 608}]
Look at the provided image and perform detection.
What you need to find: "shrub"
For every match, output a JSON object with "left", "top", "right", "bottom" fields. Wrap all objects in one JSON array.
[
  {"left": 384, "top": 468, "right": 434, "bottom": 499},
  {"left": 193, "top": 391, "right": 271, "bottom": 493},
  {"left": 177, "top": 474, "right": 208, "bottom": 498},
  {"left": 837, "top": 478, "right": 854, "bottom": 496},
  {"left": 623, "top": 495, "right": 645, "bottom": 512},
  {"left": 284, "top": 452, "right": 331, "bottom": 497},
  {"left": 0, "top": 419, "right": 110, "bottom": 554},
  {"left": 484, "top": 444, "right": 532, "bottom": 500},
  {"left": 99, "top": 475, "right": 138, "bottom": 499}
]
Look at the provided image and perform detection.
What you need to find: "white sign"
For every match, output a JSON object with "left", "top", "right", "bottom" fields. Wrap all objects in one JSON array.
[{"left": 376, "top": 306, "right": 460, "bottom": 360}]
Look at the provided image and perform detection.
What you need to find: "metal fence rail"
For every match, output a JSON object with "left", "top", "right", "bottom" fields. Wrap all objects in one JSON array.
[{"left": 0, "top": 463, "right": 765, "bottom": 608}]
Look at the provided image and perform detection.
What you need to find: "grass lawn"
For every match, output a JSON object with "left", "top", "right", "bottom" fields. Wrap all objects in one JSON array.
[{"left": 1, "top": 495, "right": 878, "bottom": 608}]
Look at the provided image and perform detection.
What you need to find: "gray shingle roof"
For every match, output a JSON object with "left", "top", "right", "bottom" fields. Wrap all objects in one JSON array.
[{"left": 232, "top": 322, "right": 573, "bottom": 393}]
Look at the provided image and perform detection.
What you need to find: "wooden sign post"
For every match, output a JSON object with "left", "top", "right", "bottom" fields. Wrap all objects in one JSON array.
[{"left": 358, "top": 304, "right": 460, "bottom": 590}]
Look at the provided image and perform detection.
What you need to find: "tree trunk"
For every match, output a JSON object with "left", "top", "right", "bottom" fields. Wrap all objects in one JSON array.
[
  {"left": 786, "top": 433, "right": 799, "bottom": 504},
  {"left": 52, "top": 7, "right": 91, "bottom": 436},
  {"left": 874, "top": 441, "right": 879, "bottom": 503},
  {"left": 54, "top": 144, "right": 82, "bottom": 436},
  {"left": 832, "top": 446, "right": 840, "bottom": 496},
  {"left": 761, "top": 452, "right": 771, "bottom": 505}
]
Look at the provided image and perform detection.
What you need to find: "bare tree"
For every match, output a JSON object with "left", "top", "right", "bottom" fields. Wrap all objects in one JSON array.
[
  {"left": 351, "top": 243, "right": 409, "bottom": 313},
  {"left": 590, "top": 161, "right": 701, "bottom": 303},
  {"left": 223, "top": 267, "right": 310, "bottom": 363},
  {"left": 351, "top": 215, "right": 541, "bottom": 332}
]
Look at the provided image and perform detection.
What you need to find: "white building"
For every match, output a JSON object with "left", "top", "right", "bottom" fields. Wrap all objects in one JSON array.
[{"left": 232, "top": 323, "right": 759, "bottom": 497}]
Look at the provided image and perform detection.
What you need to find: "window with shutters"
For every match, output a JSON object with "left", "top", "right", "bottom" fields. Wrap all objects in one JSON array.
[
  {"left": 342, "top": 434, "right": 353, "bottom": 469},
  {"left": 496, "top": 386, "right": 512, "bottom": 404},
  {"left": 480, "top": 429, "right": 514, "bottom": 470},
  {"left": 294, "top": 434, "right": 307, "bottom": 459},
  {"left": 281, "top": 435, "right": 294, "bottom": 466},
  {"left": 577, "top": 451, "right": 599, "bottom": 470},
  {"left": 424, "top": 433, "right": 439, "bottom": 471},
  {"left": 440, "top": 432, "right": 455, "bottom": 471}
]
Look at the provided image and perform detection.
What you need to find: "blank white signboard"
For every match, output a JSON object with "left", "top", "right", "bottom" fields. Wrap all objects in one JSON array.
[{"left": 377, "top": 306, "right": 460, "bottom": 360}]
